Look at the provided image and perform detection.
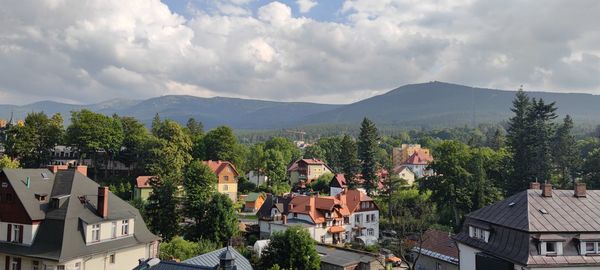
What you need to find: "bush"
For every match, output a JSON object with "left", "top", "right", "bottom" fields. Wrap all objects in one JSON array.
[{"left": 159, "top": 237, "right": 219, "bottom": 261}]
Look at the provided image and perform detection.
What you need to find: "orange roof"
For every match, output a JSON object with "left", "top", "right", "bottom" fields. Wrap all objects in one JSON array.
[
  {"left": 403, "top": 150, "right": 433, "bottom": 165},
  {"left": 136, "top": 176, "right": 155, "bottom": 188},
  {"left": 202, "top": 160, "right": 239, "bottom": 176},
  {"left": 328, "top": 226, "right": 345, "bottom": 233},
  {"left": 288, "top": 189, "right": 377, "bottom": 224}
]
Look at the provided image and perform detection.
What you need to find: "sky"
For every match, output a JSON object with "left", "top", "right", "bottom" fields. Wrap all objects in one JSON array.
[{"left": 1, "top": 0, "right": 599, "bottom": 105}]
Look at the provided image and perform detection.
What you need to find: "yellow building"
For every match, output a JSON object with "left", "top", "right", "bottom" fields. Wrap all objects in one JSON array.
[
  {"left": 204, "top": 160, "right": 239, "bottom": 202},
  {"left": 134, "top": 176, "right": 155, "bottom": 201}
]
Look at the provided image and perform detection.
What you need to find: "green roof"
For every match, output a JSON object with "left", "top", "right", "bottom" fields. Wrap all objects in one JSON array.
[{"left": 244, "top": 192, "right": 264, "bottom": 202}]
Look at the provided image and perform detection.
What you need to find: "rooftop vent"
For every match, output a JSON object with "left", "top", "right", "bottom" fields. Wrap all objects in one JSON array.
[
  {"left": 508, "top": 202, "right": 516, "bottom": 207},
  {"left": 539, "top": 208, "right": 548, "bottom": 214},
  {"left": 41, "top": 173, "right": 49, "bottom": 180}
]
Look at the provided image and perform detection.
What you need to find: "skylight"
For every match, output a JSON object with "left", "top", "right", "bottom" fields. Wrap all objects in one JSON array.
[
  {"left": 539, "top": 208, "right": 548, "bottom": 214},
  {"left": 41, "top": 172, "right": 49, "bottom": 179},
  {"left": 508, "top": 202, "right": 515, "bottom": 207}
]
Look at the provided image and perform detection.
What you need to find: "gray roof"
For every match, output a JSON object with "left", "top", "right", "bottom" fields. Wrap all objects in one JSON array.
[
  {"left": 316, "top": 244, "right": 382, "bottom": 267},
  {"left": 466, "top": 189, "right": 600, "bottom": 232},
  {"left": 184, "top": 247, "right": 253, "bottom": 270},
  {"left": 256, "top": 194, "right": 290, "bottom": 220},
  {"left": 134, "top": 259, "right": 212, "bottom": 270},
  {"left": 0, "top": 169, "right": 159, "bottom": 262}
]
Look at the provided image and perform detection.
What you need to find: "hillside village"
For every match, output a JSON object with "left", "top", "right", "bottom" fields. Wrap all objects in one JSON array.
[{"left": 1, "top": 89, "right": 600, "bottom": 270}]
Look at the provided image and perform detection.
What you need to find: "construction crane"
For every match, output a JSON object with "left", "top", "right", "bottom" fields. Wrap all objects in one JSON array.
[{"left": 284, "top": 129, "right": 306, "bottom": 141}]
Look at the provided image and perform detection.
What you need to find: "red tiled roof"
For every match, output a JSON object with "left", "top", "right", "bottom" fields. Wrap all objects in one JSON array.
[
  {"left": 288, "top": 189, "right": 377, "bottom": 224},
  {"left": 135, "top": 176, "right": 155, "bottom": 188},
  {"left": 202, "top": 160, "right": 239, "bottom": 176},
  {"left": 403, "top": 150, "right": 433, "bottom": 165},
  {"left": 329, "top": 226, "right": 345, "bottom": 233},
  {"left": 419, "top": 230, "right": 458, "bottom": 259},
  {"left": 332, "top": 174, "right": 347, "bottom": 187}
]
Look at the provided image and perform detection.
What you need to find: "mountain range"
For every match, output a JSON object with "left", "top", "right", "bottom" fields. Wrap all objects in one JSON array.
[{"left": 1, "top": 82, "right": 599, "bottom": 130}]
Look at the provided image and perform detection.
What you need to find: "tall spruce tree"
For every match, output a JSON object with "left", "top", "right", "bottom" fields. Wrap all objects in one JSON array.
[
  {"left": 146, "top": 177, "right": 181, "bottom": 241},
  {"left": 339, "top": 135, "right": 359, "bottom": 189},
  {"left": 358, "top": 118, "right": 379, "bottom": 195},
  {"left": 552, "top": 115, "right": 578, "bottom": 187},
  {"left": 526, "top": 98, "right": 557, "bottom": 184},
  {"left": 506, "top": 89, "right": 532, "bottom": 194}
]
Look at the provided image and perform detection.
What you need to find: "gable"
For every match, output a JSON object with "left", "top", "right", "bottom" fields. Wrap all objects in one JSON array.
[{"left": 0, "top": 173, "right": 33, "bottom": 224}]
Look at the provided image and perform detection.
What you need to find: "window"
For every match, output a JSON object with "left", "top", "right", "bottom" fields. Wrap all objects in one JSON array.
[
  {"left": 546, "top": 242, "right": 556, "bottom": 253},
  {"left": 583, "top": 241, "right": 600, "bottom": 255},
  {"left": 92, "top": 224, "right": 101, "bottom": 242},
  {"left": 540, "top": 241, "right": 562, "bottom": 256},
  {"left": 122, "top": 220, "right": 129, "bottom": 235},
  {"left": 344, "top": 217, "right": 350, "bottom": 224},
  {"left": 74, "top": 262, "right": 81, "bottom": 270},
  {"left": 111, "top": 222, "right": 117, "bottom": 238},
  {"left": 371, "top": 214, "right": 376, "bottom": 222},
  {"left": 366, "top": 215, "right": 370, "bottom": 223},
  {"left": 468, "top": 226, "right": 489, "bottom": 242},
  {"left": 12, "top": 225, "right": 21, "bottom": 243},
  {"left": 109, "top": 254, "right": 116, "bottom": 264},
  {"left": 223, "top": 184, "right": 228, "bottom": 191},
  {"left": 32, "top": 261, "right": 40, "bottom": 270},
  {"left": 57, "top": 266, "right": 65, "bottom": 270},
  {"left": 10, "top": 258, "right": 20, "bottom": 270},
  {"left": 436, "top": 262, "right": 443, "bottom": 270},
  {"left": 367, "top": 228, "right": 374, "bottom": 236},
  {"left": 224, "top": 176, "right": 229, "bottom": 181},
  {"left": 293, "top": 213, "right": 298, "bottom": 218},
  {"left": 355, "top": 214, "right": 362, "bottom": 224}
]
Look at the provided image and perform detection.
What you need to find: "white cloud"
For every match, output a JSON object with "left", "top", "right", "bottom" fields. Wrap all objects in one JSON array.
[
  {"left": 296, "top": 0, "right": 317, "bottom": 13},
  {"left": 0, "top": 0, "right": 599, "bottom": 105}
]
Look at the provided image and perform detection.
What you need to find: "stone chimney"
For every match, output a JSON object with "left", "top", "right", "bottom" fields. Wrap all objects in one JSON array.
[
  {"left": 575, "top": 182, "right": 587, "bottom": 198},
  {"left": 530, "top": 182, "right": 541, "bottom": 190},
  {"left": 76, "top": 165, "right": 88, "bottom": 176},
  {"left": 97, "top": 186, "right": 109, "bottom": 218},
  {"left": 542, "top": 183, "right": 552, "bottom": 197}
]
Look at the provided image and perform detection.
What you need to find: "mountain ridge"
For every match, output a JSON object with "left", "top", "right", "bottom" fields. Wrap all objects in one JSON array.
[{"left": 1, "top": 82, "right": 599, "bottom": 129}]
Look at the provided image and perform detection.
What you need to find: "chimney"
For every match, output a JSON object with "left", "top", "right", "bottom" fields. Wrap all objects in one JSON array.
[
  {"left": 530, "top": 182, "right": 541, "bottom": 190},
  {"left": 47, "top": 164, "right": 69, "bottom": 173},
  {"left": 97, "top": 186, "right": 109, "bottom": 218},
  {"left": 76, "top": 165, "right": 88, "bottom": 176},
  {"left": 575, "top": 182, "right": 587, "bottom": 198},
  {"left": 542, "top": 183, "right": 552, "bottom": 197}
]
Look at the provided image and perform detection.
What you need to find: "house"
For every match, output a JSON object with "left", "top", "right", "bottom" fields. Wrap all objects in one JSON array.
[
  {"left": 401, "top": 150, "right": 433, "bottom": 178},
  {"left": 203, "top": 160, "right": 240, "bottom": 202},
  {"left": 246, "top": 170, "right": 268, "bottom": 187},
  {"left": 328, "top": 171, "right": 388, "bottom": 197},
  {"left": 287, "top": 158, "right": 332, "bottom": 186},
  {"left": 50, "top": 145, "right": 133, "bottom": 172},
  {"left": 392, "top": 144, "right": 431, "bottom": 168},
  {"left": 257, "top": 194, "right": 292, "bottom": 239},
  {"left": 266, "top": 189, "right": 380, "bottom": 245},
  {"left": 412, "top": 229, "right": 459, "bottom": 270},
  {"left": 134, "top": 176, "right": 155, "bottom": 201},
  {"left": 0, "top": 166, "right": 159, "bottom": 270},
  {"left": 454, "top": 182, "right": 600, "bottom": 269},
  {"left": 135, "top": 246, "right": 253, "bottom": 270},
  {"left": 243, "top": 192, "right": 266, "bottom": 212},
  {"left": 392, "top": 165, "right": 416, "bottom": 186}
]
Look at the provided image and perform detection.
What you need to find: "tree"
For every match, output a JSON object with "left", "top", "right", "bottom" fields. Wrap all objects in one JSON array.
[
  {"left": 247, "top": 143, "right": 267, "bottom": 180},
  {"left": 389, "top": 189, "right": 436, "bottom": 270},
  {"left": 145, "top": 177, "right": 181, "bottom": 241},
  {"left": 118, "top": 116, "right": 150, "bottom": 175},
  {"left": 202, "top": 126, "right": 242, "bottom": 165},
  {"left": 303, "top": 145, "right": 325, "bottom": 160},
  {"left": 316, "top": 136, "right": 342, "bottom": 172},
  {"left": 259, "top": 226, "right": 320, "bottom": 270},
  {"left": 0, "top": 155, "right": 20, "bottom": 169},
  {"left": 151, "top": 113, "right": 161, "bottom": 136},
  {"left": 421, "top": 141, "right": 503, "bottom": 228},
  {"left": 146, "top": 120, "right": 192, "bottom": 181},
  {"left": 66, "top": 110, "right": 124, "bottom": 179},
  {"left": 487, "top": 128, "right": 505, "bottom": 150},
  {"left": 379, "top": 175, "right": 405, "bottom": 218},
  {"left": 582, "top": 148, "right": 600, "bottom": 188},
  {"left": 358, "top": 118, "right": 379, "bottom": 195},
  {"left": 526, "top": 98, "right": 558, "bottom": 184},
  {"left": 197, "top": 193, "right": 239, "bottom": 245},
  {"left": 265, "top": 149, "right": 287, "bottom": 186},
  {"left": 159, "top": 237, "right": 219, "bottom": 261},
  {"left": 186, "top": 117, "right": 204, "bottom": 138},
  {"left": 506, "top": 89, "right": 532, "bottom": 194},
  {"left": 552, "top": 115, "right": 579, "bottom": 188},
  {"left": 5, "top": 112, "right": 63, "bottom": 167},
  {"left": 184, "top": 160, "right": 218, "bottom": 240},
  {"left": 339, "top": 135, "right": 360, "bottom": 189},
  {"left": 264, "top": 137, "right": 301, "bottom": 164},
  {"left": 307, "top": 172, "right": 333, "bottom": 194}
]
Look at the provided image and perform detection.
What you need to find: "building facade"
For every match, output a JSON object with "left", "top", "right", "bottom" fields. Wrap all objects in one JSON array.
[
  {"left": 0, "top": 167, "right": 159, "bottom": 270},
  {"left": 455, "top": 182, "right": 600, "bottom": 269},
  {"left": 287, "top": 158, "right": 332, "bottom": 186},
  {"left": 203, "top": 160, "right": 239, "bottom": 202}
]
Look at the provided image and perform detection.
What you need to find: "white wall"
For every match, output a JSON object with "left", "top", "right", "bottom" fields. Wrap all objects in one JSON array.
[
  {"left": 84, "top": 218, "right": 135, "bottom": 244},
  {"left": 458, "top": 243, "right": 479, "bottom": 270},
  {"left": 0, "top": 222, "right": 39, "bottom": 245}
]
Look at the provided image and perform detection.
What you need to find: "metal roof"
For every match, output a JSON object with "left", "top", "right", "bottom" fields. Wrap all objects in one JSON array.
[{"left": 184, "top": 247, "right": 253, "bottom": 270}]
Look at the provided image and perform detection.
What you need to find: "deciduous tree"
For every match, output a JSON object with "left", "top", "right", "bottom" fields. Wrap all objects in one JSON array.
[{"left": 259, "top": 226, "right": 320, "bottom": 270}]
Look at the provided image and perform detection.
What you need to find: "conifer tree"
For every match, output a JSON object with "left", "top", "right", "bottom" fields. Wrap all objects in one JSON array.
[
  {"left": 358, "top": 118, "right": 379, "bottom": 195},
  {"left": 552, "top": 115, "right": 579, "bottom": 187},
  {"left": 339, "top": 135, "right": 359, "bottom": 189},
  {"left": 506, "top": 89, "right": 532, "bottom": 193},
  {"left": 146, "top": 177, "right": 181, "bottom": 241}
]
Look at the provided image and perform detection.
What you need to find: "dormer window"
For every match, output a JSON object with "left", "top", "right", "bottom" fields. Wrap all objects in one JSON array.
[
  {"left": 121, "top": 220, "right": 129, "bottom": 235},
  {"left": 540, "top": 241, "right": 563, "bottom": 256},
  {"left": 468, "top": 226, "right": 490, "bottom": 242},
  {"left": 91, "top": 224, "right": 100, "bottom": 242},
  {"left": 581, "top": 241, "right": 600, "bottom": 255}
]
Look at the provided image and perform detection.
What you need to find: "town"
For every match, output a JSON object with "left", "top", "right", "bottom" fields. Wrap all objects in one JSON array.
[{"left": 1, "top": 88, "right": 600, "bottom": 270}]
